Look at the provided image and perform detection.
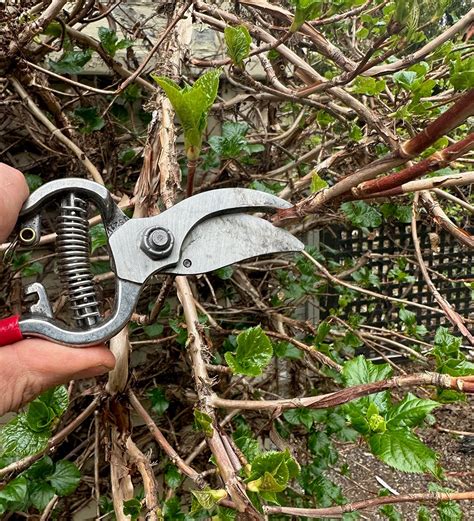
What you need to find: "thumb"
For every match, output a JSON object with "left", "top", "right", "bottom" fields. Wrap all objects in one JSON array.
[{"left": 0, "top": 340, "right": 115, "bottom": 415}]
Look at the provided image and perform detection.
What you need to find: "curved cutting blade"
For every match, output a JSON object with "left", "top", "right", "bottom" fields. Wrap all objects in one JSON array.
[{"left": 163, "top": 213, "right": 304, "bottom": 275}]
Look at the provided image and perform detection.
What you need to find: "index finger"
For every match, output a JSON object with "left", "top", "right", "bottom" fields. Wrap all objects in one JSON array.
[{"left": 0, "top": 164, "right": 29, "bottom": 242}]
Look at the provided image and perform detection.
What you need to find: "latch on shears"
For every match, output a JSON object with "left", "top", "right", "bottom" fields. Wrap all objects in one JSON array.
[{"left": 0, "top": 179, "right": 304, "bottom": 347}]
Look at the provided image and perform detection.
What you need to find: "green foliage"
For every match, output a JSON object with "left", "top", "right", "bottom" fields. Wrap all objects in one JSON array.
[
  {"left": 289, "top": 0, "right": 322, "bottom": 32},
  {"left": 429, "top": 483, "right": 463, "bottom": 520},
  {"left": 351, "top": 77, "right": 386, "bottom": 96},
  {"left": 224, "top": 326, "right": 273, "bottom": 376},
  {"left": 194, "top": 409, "right": 214, "bottom": 437},
  {"left": 208, "top": 122, "right": 264, "bottom": 161},
  {"left": 90, "top": 223, "right": 107, "bottom": 253},
  {"left": 0, "top": 457, "right": 80, "bottom": 514},
  {"left": 341, "top": 201, "right": 382, "bottom": 228},
  {"left": 24, "top": 173, "right": 43, "bottom": 192},
  {"left": 74, "top": 107, "right": 105, "bottom": 133},
  {"left": 98, "top": 27, "right": 133, "bottom": 57},
  {"left": 152, "top": 70, "right": 220, "bottom": 160},
  {"left": 342, "top": 357, "right": 439, "bottom": 473},
  {"left": 123, "top": 497, "right": 142, "bottom": 520},
  {"left": 431, "top": 327, "right": 474, "bottom": 401},
  {"left": 49, "top": 48, "right": 92, "bottom": 74},
  {"left": 246, "top": 449, "right": 300, "bottom": 503},
  {"left": 399, "top": 307, "right": 428, "bottom": 339},
  {"left": 310, "top": 172, "right": 328, "bottom": 193},
  {"left": 449, "top": 53, "right": 474, "bottom": 91},
  {"left": 1, "top": 387, "right": 68, "bottom": 458},
  {"left": 165, "top": 465, "right": 182, "bottom": 489},
  {"left": 148, "top": 387, "right": 170, "bottom": 416},
  {"left": 11, "top": 252, "right": 43, "bottom": 278},
  {"left": 191, "top": 489, "right": 227, "bottom": 510},
  {"left": 224, "top": 25, "right": 252, "bottom": 68}
]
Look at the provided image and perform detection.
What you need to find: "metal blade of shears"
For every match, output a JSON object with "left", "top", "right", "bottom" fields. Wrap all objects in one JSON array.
[{"left": 163, "top": 213, "right": 304, "bottom": 275}]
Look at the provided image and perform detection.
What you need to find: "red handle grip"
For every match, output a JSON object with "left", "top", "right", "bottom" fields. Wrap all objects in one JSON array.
[{"left": 0, "top": 316, "right": 24, "bottom": 346}]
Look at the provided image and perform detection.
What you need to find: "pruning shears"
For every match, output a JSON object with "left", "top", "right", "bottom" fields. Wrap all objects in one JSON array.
[{"left": 0, "top": 179, "right": 303, "bottom": 347}]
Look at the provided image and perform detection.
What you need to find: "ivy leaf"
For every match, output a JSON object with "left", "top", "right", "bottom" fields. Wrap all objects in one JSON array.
[
  {"left": 98, "top": 27, "right": 133, "bottom": 57},
  {"left": 49, "top": 48, "right": 92, "bottom": 74},
  {"left": 273, "top": 341, "right": 302, "bottom": 360},
  {"left": 191, "top": 489, "right": 227, "bottom": 510},
  {"left": 224, "top": 25, "right": 252, "bottom": 67},
  {"left": 194, "top": 409, "right": 214, "bottom": 437},
  {"left": 148, "top": 387, "right": 169, "bottom": 417},
  {"left": 369, "top": 430, "right": 438, "bottom": 473},
  {"left": 74, "top": 107, "right": 105, "bottom": 134},
  {"left": 49, "top": 460, "right": 81, "bottom": 496},
  {"left": 310, "top": 173, "right": 328, "bottom": 193},
  {"left": 341, "top": 201, "right": 382, "bottom": 228},
  {"left": 386, "top": 393, "right": 439, "bottom": 429},
  {"left": 143, "top": 322, "right": 164, "bottom": 338},
  {"left": 224, "top": 326, "right": 273, "bottom": 376},
  {"left": 29, "top": 481, "right": 55, "bottom": 511},
  {"left": 165, "top": 465, "right": 182, "bottom": 489}
]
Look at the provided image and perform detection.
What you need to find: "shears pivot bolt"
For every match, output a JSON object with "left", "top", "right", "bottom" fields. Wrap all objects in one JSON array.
[{"left": 141, "top": 226, "right": 174, "bottom": 259}]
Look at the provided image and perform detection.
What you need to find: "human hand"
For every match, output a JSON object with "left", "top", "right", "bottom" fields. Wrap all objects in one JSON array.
[{"left": 0, "top": 164, "right": 115, "bottom": 416}]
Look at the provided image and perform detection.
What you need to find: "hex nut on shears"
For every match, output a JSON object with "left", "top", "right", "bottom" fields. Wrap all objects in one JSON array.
[{"left": 140, "top": 226, "right": 174, "bottom": 259}]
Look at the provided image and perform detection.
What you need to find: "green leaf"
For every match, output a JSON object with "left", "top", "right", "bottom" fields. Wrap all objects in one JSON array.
[
  {"left": 310, "top": 173, "right": 328, "bottom": 193},
  {"left": 148, "top": 387, "right": 169, "bottom": 417},
  {"left": 49, "top": 460, "right": 81, "bottom": 496},
  {"left": 393, "top": 71, "right": 418, "bottom": 90},
  {"left": 214, "top": 266, "right": 234, "bottom": 280},
  {"left": 98, "top": 27, "right": 133, "bottom": 57},
  {"left": 386, "top": 393, "right": 439, "bottom": 428},
  {"left": 0, "top": 476, "right": 28, "bottom": 513},
  {"left": 450, "top": 54, "right": 474, "bottom": 91},
  {"left": 26, "top": 456, "right": 54, "bottom": 479},
  {"left": 90, "top": 224, "right": 107, "bottom": 254},
  {"left": 26, "top": 401, "right": 54, "bottom": 433},
  {"left": 247, "top": 449, "right": 299, "bottom": 493},
  {"left": 341, "top": 201, "right": 382, "bottom": 228},
  {"left": 39, "top": 386, "right": 68, "bottom": 418},
  {"left": 143, "top": 322, "right": 164, "bottom": 338},
  {"left": 290, "top": 0, "right": 322, "bottom": 32},
  {"left": 273, "top": 341, "right": 302, "bottom": 360},
  {"left": 369, "top": 430, "right": 438, "bottom": 473},
  {"left": 209, "top": 121, "right": 261, "bottom": 160},
  {"left": 49, "top": 48, "right": 92, "bottom": 74},
  {"left": 417, "top": 505, "right": 431, "bottom": 521},
  {"left": 351, "top": 77, "right": 386, "bottom": 96},
  {"left": 165, "top": 465, "right": 182, "bottom": 489},
  {"left": 152, "top": 70, "right": 220, "bottom": 159},
  {"left": 25, "top": 174, "right": 43, "bottom": 192},
  {"left": 224, "top": 25, "right": 252, "bottom": 67},
  {"left": 123, "top": 498, "right": 142, "bottom": 519},
  {"left": 283, "top": 408, "right": 321, "bottom": 430},
  {"left": 0, "top": 415, "right": 51, "bottom": 457},
  {"left": 191, "top": 489, "right": 227, "bottom": 510},
  {"left": 224, "top": 325, "right": 273, "bottom": 376},
  {"left": 74, "top": 107, "right": 105, "bottom": 134},
  {"left": 194, "top": 409, "right": 214, "bottom": 437},
  {"left": 29, "top": 481, "right": 55, "bottom": 510},
  {"left": 342, "top": 356, "right": 392, "bottom": 387}
]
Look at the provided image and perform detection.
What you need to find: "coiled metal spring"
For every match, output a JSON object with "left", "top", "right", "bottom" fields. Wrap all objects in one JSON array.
[{"left": 56, "top": 193, "right": 100, "bottom": 327}]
